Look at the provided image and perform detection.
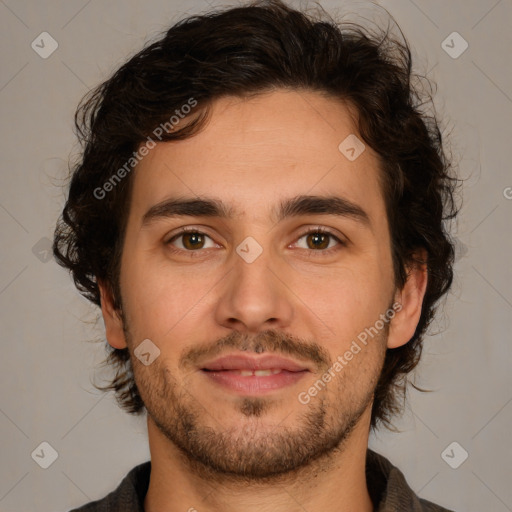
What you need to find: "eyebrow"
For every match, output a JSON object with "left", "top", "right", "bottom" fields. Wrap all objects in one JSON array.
[{"left": 141, "top": 194, "right": 371, "bottom": 228}]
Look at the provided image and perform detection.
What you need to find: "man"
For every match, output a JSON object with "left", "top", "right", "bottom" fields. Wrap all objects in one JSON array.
[{"left": 54, "top": 1, "right": 458, "bottom": 510}]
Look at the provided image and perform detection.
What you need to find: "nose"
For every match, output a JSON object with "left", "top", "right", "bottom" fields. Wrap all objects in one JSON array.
[{"left": 213, "top": 246, "right": 294, "bottom": 333}]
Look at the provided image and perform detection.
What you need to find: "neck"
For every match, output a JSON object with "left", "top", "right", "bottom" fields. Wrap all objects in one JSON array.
[{"left": 143, "top": 412, "right": 374, "bottom": 512}]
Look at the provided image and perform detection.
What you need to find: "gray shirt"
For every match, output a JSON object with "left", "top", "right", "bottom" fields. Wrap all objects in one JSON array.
[{"left": 69, "top": 450, "right": 454, "bottom": 511}]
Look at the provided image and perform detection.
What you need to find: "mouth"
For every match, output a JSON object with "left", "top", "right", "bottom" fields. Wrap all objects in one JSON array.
[
  {"left": 200, "top": 354, "right": 311, "bottom": 395},
  {"left": 203, "top": 368, "right": 287, "bottom": 376}
]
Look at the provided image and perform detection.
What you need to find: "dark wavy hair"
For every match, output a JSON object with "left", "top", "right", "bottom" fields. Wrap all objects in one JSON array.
[{"left": 53, "top": 0, "right": 459, "bottom": 429}]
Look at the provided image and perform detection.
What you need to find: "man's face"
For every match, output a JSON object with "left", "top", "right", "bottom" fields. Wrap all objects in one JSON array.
[{"left": 105, "top": 89, "right": 403, "bottom": 479}]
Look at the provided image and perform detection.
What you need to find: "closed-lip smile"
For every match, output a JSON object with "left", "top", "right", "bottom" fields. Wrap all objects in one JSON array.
[{"left": 200, "top": 353, "right": 312, "bottom": 395}]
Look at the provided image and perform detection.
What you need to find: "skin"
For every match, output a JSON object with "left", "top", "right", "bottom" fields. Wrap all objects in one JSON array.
[{"left": 99, "top": 89, "right": 427, "bottom": 512}]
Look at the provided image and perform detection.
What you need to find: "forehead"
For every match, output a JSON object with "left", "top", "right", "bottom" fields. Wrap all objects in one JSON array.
[{"left": 129, "top": 89, "right": 386, "bottom": 223}]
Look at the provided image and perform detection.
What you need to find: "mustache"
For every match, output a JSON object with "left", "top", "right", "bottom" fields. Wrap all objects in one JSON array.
[{"left": 180, "top": 329, "right": 331, "bottom": 371}]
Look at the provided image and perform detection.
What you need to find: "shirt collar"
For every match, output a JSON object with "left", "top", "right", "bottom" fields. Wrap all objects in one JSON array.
[{"left": 99, "top": 450, "right": 448, "bottom": 511}]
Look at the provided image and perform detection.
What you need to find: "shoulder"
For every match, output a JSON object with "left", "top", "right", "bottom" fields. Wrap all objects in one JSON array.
[
  {"left": 68, "top": 461, "right": 151, "bottom": 512},
  {"left": 418, "top": 497, "right": 455, "bottom": 512},
  {"left": 366, "top": 450, "right": 455, "bottom": 511}
]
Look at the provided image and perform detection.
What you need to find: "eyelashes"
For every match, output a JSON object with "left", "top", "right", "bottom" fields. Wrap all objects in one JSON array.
[
  {"left": 166, "top": 228, "right": 219, "bottom": 251},
  {"left": 292, "top": 227, "right": 344, "bottom": 252},
  {"left": 165, "top": 226, "right": 345, "bottom": 257}
]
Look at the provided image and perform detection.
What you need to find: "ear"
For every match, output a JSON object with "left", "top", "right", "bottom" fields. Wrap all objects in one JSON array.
[
  {"left": 98, "top": 280, "right": 127, "bottom": 349},
  {"left": 387, "top": 250, "right": 428, "bottom": 349}
]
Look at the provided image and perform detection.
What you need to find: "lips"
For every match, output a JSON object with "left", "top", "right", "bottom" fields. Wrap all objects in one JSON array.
[
  {"left": 201, "top": 354, "right": 311, "bottom": 373},
  {"left": 220, "top": 368, "right": 283, "bottom": 376},
  {"left": 200, "top": 353, "right": 311, "bottom": 395}
]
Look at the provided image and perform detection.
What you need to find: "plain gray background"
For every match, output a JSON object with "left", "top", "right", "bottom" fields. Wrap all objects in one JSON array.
[{"left": 0, "top": 0, "right": 511, "bottom": 511}]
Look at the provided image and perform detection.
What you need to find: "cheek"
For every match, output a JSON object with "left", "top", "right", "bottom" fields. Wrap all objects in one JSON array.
[
  {"left": 290, "top": 258, "right": 393, "bottom": 341},
  {"left": 121, "top": 257, "right": 220, "bottom": 341}
]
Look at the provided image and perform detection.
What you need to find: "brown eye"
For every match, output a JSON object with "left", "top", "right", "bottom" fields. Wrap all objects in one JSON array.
[
  {"left": 306, "top": 232, "right": 330, "bottom": 250},
  {"left": 167, "top": 230, "right": 216, "bottom": 251},
  {"left": 293, "top": 229, "right": 343, "bottom": 253},
  {"left": 182, "top": 232, "right": 205, "bottom": 250}
]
